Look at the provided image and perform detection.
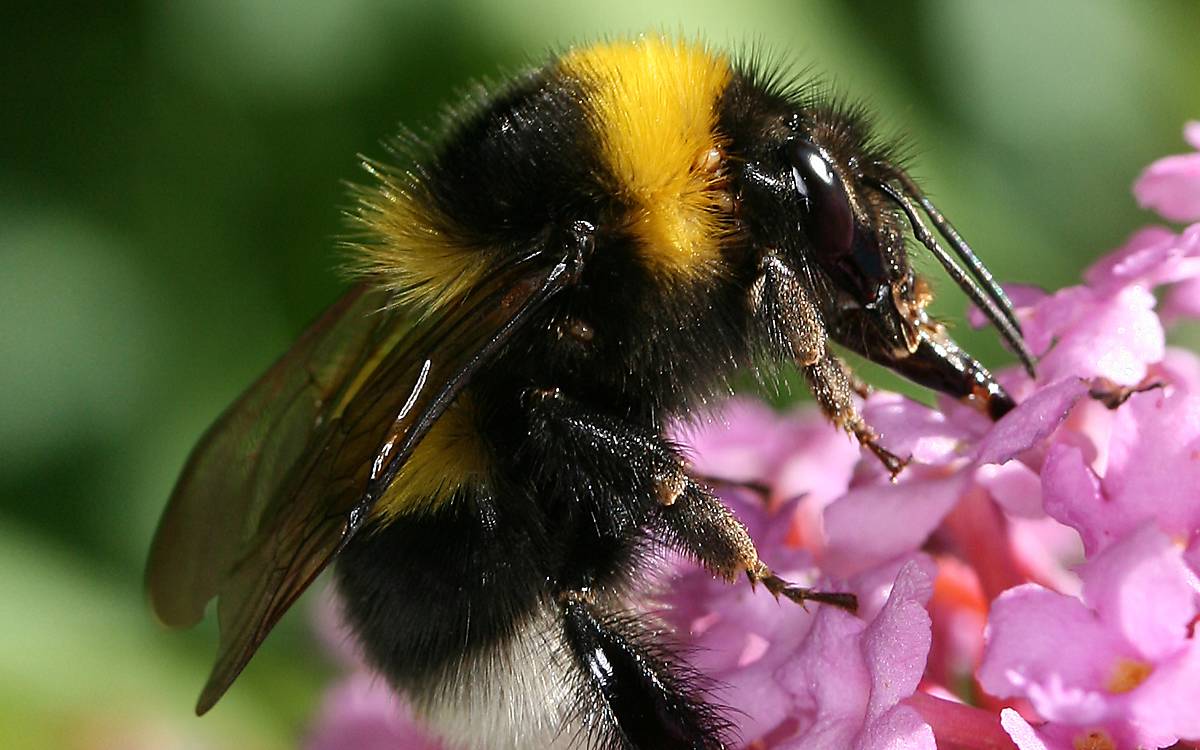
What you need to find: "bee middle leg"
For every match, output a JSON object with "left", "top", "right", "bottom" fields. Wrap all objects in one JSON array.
[
  {"left": 522, "top": 388, "right": 857, "bottom": 747},
  {"left": 656, "top": 480, "right": 858, "bottom": 610},
  {"left": 526, "top": 389, "right": 856, "bottom": 609}
]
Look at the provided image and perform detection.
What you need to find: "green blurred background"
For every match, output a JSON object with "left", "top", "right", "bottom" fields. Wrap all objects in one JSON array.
[{"left": 2, "top": 1, "right": 1198, "bottom": 748}]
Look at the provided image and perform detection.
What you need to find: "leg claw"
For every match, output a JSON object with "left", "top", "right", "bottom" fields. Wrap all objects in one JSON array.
[{"left": 757, "top": 573, "right": 858, "bottom": 613}]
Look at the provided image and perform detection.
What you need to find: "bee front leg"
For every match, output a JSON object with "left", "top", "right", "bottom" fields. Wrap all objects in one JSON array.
[
  {"left": 803, "top": 350, "right": 909, "bottom": 477},
  {"left": 752, "top": 249, "right": 906, "bottom": 476}
]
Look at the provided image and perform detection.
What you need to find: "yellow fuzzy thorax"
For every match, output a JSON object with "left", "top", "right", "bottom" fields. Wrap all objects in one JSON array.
[
  {"left": 561, "top": 36, "right": 733, "bottom": 279},
  {"left": 352, "top": 36, "right": 733, "bottom": 318}
]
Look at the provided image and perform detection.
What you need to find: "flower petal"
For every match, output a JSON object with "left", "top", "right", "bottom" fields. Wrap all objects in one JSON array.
[
  {"left": 1187, "top": 120, "right": 1200, "bottom": 150},
  {"left": 862, "top": 393, "right": 978, "bottom": 466},
  {"left": 1135, "top": 152, "right": 1200, "bottom": 222},
  {"left": 1134, "top": 122, "right": 1200, "bottom": 222},
  {"left": 1078, "top": 525, "right": 1199, "bottom": 661},
  {"left": 1126, "top": 639, "right": 1200, "bottom": 745},
  {"left": 980, "top": 585, "right": 1128, "bottom": 707},
  {"left": 1041, "top": 443, "right": 1111, "bottom": 555},
  {"left": 775, "top": 564, "right": 934, "bottom": 750},
  {"left": 860, "top": 562, "right": 933, "bottom": 723},
  {"left": 1030, "top": 286, "right": 1164, "bottom": 386},
  {"left": 975, "top": 461, "right": 1044, "bottom": 518},
  {"left": 856, "top": 705, "right": 937, "bottom": 750},
  {"left": 1083, "top": 225, "right": 1181, "bottom": 291},
  {"left": 776, "top": 607, "right": 870, "bottom": 750},
  {"left": 973, "top": 377, "right": 1088, "bottom": 466},
  {"left": 823, "top": 473, "right": 970, "bottom": 577}
]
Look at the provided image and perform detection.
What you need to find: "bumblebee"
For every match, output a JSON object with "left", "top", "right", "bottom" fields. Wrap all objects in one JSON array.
[{"left": 147, "top": 36, "right": 1033, "bottom": 750}]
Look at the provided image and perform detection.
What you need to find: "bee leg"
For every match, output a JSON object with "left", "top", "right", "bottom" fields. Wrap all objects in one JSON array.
[
  {"left": 655, "top": 480, "right": 857, "bottom": 612},
  {"left": 804, "top": 350, "right": 908, "bottom": 477},
  {"left": 560, "top": 591, "right": 731, "bottom": 750},
  {"left": 841, "top": 360, "right": 874, "bottom": 398},
  {"left": 751, "top": 248, "right": 826, "bottom": 367},
  {"left": 752, "top": 249, "right": 903, "bottom": 475},
  {"left": 527, "top": 388, "right": 857, "bottom": 611}
]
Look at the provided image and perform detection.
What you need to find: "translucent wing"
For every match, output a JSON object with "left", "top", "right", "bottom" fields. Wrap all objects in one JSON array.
[
  {"left": 147, "top": 250, "right": 579, "bottom": 714},
  {"left": 147, "top": 282, "right": 395, "bottom": 630}
]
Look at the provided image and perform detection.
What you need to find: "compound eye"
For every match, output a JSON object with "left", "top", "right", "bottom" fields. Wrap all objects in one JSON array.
[
  {"left": 790, "top": 140, "right": 890, "bottom": 306},
  {"left": 790, "top": 142, "right": 855, "bottom": 259}
]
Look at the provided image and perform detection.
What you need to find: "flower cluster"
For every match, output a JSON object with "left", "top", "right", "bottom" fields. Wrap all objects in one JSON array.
[{"left": 306, "top": 123, "right": 1200, "bottom": 750}]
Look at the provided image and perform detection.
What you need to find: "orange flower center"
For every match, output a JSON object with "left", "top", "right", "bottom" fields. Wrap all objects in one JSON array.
[
  {"left": 1073, "top": 728, "right": 1115, "bottom": 750},
  {"left": 1105, "top": 657, "right": 1154, "bottom": 693}
]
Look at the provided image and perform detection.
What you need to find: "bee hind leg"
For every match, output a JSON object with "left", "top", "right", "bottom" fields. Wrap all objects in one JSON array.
[{"left": 559, "top": 592, "right": 732, "bottom": 750}]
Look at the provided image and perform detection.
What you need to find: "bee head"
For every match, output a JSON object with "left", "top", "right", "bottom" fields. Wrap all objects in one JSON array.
[
  {"left": 734, "top": 109, "right": 1035, "bottom": 374},
  {"left": 736, "top": 115, "right": 919, "bottom": 353},
  {"left": 788, "top": 133, "right": 926, "bottom": 355}
]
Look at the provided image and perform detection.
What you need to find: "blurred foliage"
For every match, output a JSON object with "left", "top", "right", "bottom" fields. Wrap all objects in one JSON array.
[{"left": 1, "top": 1, "right": 1197, "bottom": 748}]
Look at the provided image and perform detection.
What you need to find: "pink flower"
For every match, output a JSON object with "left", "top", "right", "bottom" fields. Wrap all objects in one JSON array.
[
  {"left": 974, "top": 222, "right": 1200, "bottom": 388},
  {"left": 661, "top": 489, "right": 825, "bottom": 744},
  {"left": 1134, "top": 122, "right": 1200, "bottom": 223},
  {"left": 820, "top": 378, "right": 1087, "bottom": 582},
  {"left": 1041, "top": 384, "right": 1200, "bottom": 558},
  {"left": 1157, "top": 224, "right": 1200, "bottom": 324},
  {"left": 773, "top": 562, "right": 936, "bottom": 750},
  {"left": 674, "top": 398, "right": 860, "bottom": 551},
  {"left": 665, "top": 550, "right": 938, "bottom": 749},
  {"left": 1023, "top": 285, "right": 1163, "bottom": 387},
  {"left": 1163, "top": 273, "right": 1200, "bottom": 323},
  {"left": 998, "top": 709, "right": 1111, "bottom": 750},
  {"left": 979, "top": 526, "right": 1200, "bottom": 749},
  {"left": 1083, "top": 222, "right": 1200, "bottom": 328}
]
